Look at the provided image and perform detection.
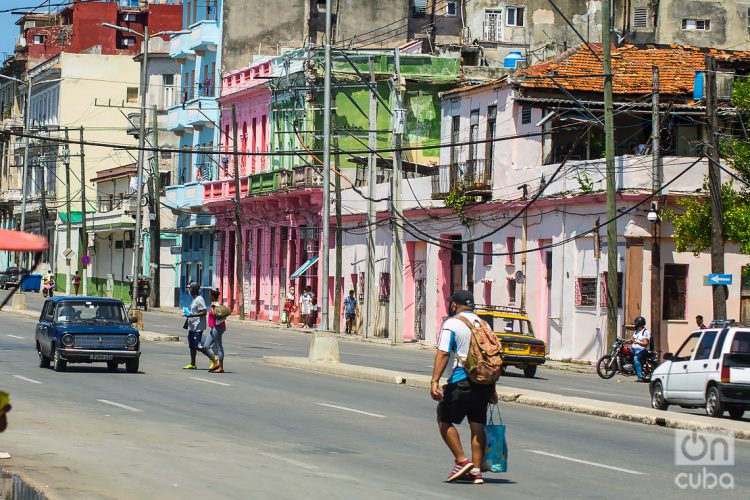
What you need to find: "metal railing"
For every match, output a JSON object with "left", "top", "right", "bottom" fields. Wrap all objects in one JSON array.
[{"left": 431, "top": 159, "right": 492, "bottom": 198}]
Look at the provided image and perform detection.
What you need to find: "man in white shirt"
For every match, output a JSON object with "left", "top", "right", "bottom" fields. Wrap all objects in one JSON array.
[
  {"left": 631, "top": 316, "right": 651, "bottom": 381},
  {"left": 299, "top": 286, "right": 313, "bottom": 328},
  {"left": 430, "top": 290, "right": 495, "bottom": 485}
]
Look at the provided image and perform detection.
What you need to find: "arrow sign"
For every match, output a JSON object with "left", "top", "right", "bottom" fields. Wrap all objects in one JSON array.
[{"left": 707, "top": 273, "right": 732, "bottom": 285}]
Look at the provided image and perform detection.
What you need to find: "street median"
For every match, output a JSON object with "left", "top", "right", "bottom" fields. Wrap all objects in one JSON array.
[{"left": 263, "top": 356, "right": 750, "bottom": 441}]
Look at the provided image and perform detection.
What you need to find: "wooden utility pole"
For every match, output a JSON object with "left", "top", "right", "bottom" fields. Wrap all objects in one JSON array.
[
  {"left": 705, "top": 55, "right": 727, "bottom": 320},
  {"left": 231, "top": 104, "right": 245, "bottom": 319},
  {"left": 79, "top": 126, "right": 88, "bottom": 296},
  {"left": 333, "top": 112, "right": 343, "bottom": 334},
  {"left": 602, "top": 0, "right": 618, "bottom": 344},
  {"left": 650, "top": 66, "right": 663, "bottom": 351},
  {"left": 149, "top": 105, "right": 161, "bottom": 308},
  {"left": 63, "top": 128, "right": 72, "bottom": 295},
  {"left": 389, "top": 48, "right": 405, "bottom": 344},
  {"left": 364, "top": 59, "right": 378, "bottom": 339}
]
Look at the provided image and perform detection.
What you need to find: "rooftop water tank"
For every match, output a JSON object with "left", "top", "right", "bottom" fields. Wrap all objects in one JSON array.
[
  {"left": 693, "top": 71, "right": 705, "bottom": 100},
  {"left": 504, "top": 51, "right": 525, "bottom": 69}
]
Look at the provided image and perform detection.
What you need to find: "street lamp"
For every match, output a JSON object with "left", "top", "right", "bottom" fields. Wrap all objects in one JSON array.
[{"left": 101, "top": 22, "right": 184, "bottom": 309}]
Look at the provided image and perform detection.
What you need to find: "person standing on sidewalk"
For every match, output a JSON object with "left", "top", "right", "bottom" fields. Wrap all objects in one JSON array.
[
  {"left": 73, "top": 271, "right": 81, "bottom": 296},
  {"left": 205, "top": 289, "right": 226, "bottom": 374},
  {"left": 182, "top": 282, "right": 213, "bottom": 370},
  {"left": 283, "top": 285, "right": 296, "bottom": 328},
  {"left": 300, "top": 286, "right": 313, "bottom": 328},
  {"left": 344, "top": 290, "right": 357, "bottom": 334},
  {"left": 430, "top": 290, "right": 495, "bottom": 485}
]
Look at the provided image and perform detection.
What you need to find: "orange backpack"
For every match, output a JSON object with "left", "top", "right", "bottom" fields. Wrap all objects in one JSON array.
[{"left": 454, "top": 315, "right": 504, "bottom": 384}]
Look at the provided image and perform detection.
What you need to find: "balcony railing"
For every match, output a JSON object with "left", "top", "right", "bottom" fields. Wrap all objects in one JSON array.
[
  {"left": 431, "top": 159, "right": 492, "bottom": 199},
  {"left": 291, "top": 165, "right": 323, "bottom": 189}
]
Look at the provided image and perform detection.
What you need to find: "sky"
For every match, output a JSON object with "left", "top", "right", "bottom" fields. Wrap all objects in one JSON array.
[{"left": 0, "top": 0, "right": 60, "bottom": 62}]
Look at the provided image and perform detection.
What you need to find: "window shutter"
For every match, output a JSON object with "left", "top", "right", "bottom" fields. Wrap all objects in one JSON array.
[
  {"left": 575, "top": 278, "right": 582, "bottom": 306},
  {"left": 412, "top": 0, "right": 427, "bottom": 17},
  {"left": 600, "top": 273, "right": 607, "bottom": 307},
  {"left": 633, "top": 8, "right": 648, "bottom": 28}
]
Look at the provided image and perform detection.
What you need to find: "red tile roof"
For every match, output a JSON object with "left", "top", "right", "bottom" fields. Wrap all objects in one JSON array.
[{"left": 516, "top": 44, "right": 750, "bottom": 96}]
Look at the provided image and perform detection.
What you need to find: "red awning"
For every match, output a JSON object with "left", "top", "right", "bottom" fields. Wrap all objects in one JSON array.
[{"left": 0, "top": 229, "right": 49, "bottom": 252}]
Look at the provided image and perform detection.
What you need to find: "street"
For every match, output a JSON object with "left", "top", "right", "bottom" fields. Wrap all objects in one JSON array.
[{"left": 1, "top": 300, "right": 749, "bottom": 499}]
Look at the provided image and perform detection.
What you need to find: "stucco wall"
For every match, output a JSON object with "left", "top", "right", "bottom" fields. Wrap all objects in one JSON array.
[{"left": 657, "top": 0, "right": 749, "bottom": 50}]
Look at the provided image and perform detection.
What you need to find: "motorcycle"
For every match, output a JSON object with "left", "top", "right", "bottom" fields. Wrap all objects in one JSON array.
[
  {"left": 596, "top": 338, "right": 659, "bottom": 381},
  {"left": 42, "top": 278, "right": 55, "bottom": 298}
]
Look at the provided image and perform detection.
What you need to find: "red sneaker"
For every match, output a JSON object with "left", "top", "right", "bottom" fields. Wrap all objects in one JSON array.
[
  {"left": 447, "top": 459, "right": 473, "bottom": 482},
  {"left": 456, "top": 470, "right": 484, "bottom": 484}
]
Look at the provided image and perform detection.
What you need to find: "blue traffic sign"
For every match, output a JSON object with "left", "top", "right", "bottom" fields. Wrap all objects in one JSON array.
[
  {"left": 707, "top": 273, "right": 732, "bottom": 285},
  {"left": 81, "top": 254, "right": 91, "bottom": 266}
]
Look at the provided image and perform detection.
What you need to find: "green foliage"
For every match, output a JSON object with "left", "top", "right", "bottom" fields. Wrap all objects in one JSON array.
[
  {"left": 575, "top": 169, "right": 594, "bottom": 193},
  {"left": 444, "top": 188, "right": 475, "bottom": 227}
]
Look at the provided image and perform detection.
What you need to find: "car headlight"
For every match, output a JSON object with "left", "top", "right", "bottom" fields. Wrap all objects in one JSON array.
[
  {"left": 125, "top": 334, "right": 138, "bottom": 347},
  {"left": 61, "top": 334, "right": 75, "bottom": 347}
]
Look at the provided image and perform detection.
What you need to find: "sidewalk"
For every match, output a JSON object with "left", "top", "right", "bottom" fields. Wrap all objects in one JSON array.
[{"left": 263, "top": 356, "right": 750, "bottom": 440}]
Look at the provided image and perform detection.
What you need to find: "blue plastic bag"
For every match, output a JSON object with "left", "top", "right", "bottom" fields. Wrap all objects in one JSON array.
[{"left": 482, "top": 404, "right": 508, "bottom": 473}]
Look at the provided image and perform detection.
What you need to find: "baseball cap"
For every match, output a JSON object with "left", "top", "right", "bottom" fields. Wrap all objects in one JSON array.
[
  {"left": 448, "top": 289, "right": 474, "bottom": 308},
  {"left": 188, "top": 281, "right": 200, "bottom": 291}
]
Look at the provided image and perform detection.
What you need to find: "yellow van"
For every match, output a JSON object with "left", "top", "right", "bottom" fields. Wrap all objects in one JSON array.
[{"left": 475, "top": 305, "right": 546, "bottom": 378}]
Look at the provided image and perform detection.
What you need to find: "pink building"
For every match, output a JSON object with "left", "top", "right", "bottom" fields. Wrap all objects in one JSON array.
[{"left": 204, "top": 57, "right": 323, "bottom": 321}]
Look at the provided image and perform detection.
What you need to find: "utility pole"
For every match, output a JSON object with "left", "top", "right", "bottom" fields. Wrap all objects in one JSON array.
[
  {"left": 364, "top": 58, "right": 377, "bottom": 339},
  {"left": 650, "top": 66, "right": 663, "bottom": 352},
  {"left": 19, "top": 73, "right": 33, "bottom": 273},
  {"left": 319, "top": 0, "right": 332, "bottom": 331},
  {"left": 520, "top": 186, "right": 528, "bottom": 311},
  {"left": 705, "top": 55, "right": 727, "bottom": 320},
  {"left": 333, "top": 113, "right": 343, "bottom": 334},
  {"left": 389, "top": 48, "right": 405, "bottom": 345},
  {"left": 79, "top": 126, "right": 88, "bottom": 296},
  {"left": 149, "top": 104, "right": 161, "bottom": 308},
  {"left": 602, "top": 0, "right": 618, "bottom": 344},
  {"left": 131, "top": 25, "right": 149, "bottom": 308},
  {"left": 231, "top": 104, "right": 245, "bottom": 319},
  {"left": 63, "top": 128, "right": 71, "bottom": 295}
]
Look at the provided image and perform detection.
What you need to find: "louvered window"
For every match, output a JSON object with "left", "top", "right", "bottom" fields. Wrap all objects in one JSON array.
[
  {"left": 484, "top": 10, "right": 502, "bottom": 41},
  {"left": 412, "top": 0, "right": 427, "bottom": 18},
  {"left": 633, "top": 8, "right": 648, "bottom": 28}
]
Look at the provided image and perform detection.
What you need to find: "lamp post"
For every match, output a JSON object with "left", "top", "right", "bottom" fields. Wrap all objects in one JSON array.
[{"left": 101, "top": 23, "right": 182, "bottom": 308}]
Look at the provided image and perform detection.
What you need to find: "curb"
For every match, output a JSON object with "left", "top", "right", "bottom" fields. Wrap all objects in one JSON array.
[{"left": 262, "top": 356, "right": 750, "bottom": 440}]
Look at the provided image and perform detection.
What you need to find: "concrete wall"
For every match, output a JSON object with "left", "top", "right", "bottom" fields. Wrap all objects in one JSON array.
[{"left": 656, "top": 0, "right": 750, "bottom": 50}]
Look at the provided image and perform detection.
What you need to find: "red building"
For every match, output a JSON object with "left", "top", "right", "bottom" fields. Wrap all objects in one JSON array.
[{"left": 14, "top": 0, "right": 182, "bottom": 68}]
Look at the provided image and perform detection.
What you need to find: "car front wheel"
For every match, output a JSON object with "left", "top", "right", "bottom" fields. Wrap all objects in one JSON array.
[
  {"left": 53, "top": 348, "right": 67, "bottom": 372},
  {"left": 706, "top": 386, "right": 724, "bottom": 417},
  {"left": 651, "top": 381, "right": 668, "bottom": 410},
  {"left": 125, "top": 358, "right": 139, "bottom": 374}
]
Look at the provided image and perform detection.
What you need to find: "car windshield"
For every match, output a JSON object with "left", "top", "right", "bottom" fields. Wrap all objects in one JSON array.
[
  {"left": 478, "top": 314, "right": 534, "bottom": 336},
  {"left": 55, "top": 301, "right": 127, "bottom": 324}
]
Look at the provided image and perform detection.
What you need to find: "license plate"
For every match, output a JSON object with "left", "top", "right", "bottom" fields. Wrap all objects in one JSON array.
[
  {"left": 90, "top": 354, "right": 113, "bottom": 361},
  {"left": 507, "top": 343, "right": 526, "bottom": 351}
]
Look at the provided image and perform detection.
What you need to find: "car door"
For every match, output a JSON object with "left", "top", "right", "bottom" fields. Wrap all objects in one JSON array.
[
  {"left": 36, "top": 301, "right": 50, "bottom": 350},
  {"left": 39, "top": 302, "right": 56, "bottom": 356},
  {"left": 683, "top": 329, "right": 719, "bottom": 402},
  {"left": 664, "top": 331, "right": 702, "bottom": 400}
]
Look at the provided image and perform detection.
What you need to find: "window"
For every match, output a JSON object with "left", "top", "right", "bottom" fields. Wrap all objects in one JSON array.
[
  {"left": 33, "top": 35, "right": 46, "bottom": 44},
  {"left": 379, "top": 272, "right": 391, "bottom": 303},
  {"left": 505, "top": 237, "right": 515, "bottom": 265},
  {"left": 122, "top": 13, "right": 138, "bottom": 22},
  {"left": 126, "top": 87, "right": 138, "bottom": 103},
  {"left": 506, "top": 6, "right": 525, "bottom": 27},
  {"left": 521, "top": 106, "right": 532, "bottom": 124},
  {"left": 633, "top": 7, "right": 648, "bottom": 28},
  {"left": 469, "top": 109, "right": 480, "bottom": 161},
  {"left": 412, "top": 0, "right": 427, "bottom": 18},
  {"left": 484, "top": 281, "right": 492, "bottom": 306},
  {"left": 712, "top": 330, "right": 728, "bottom": 358},
  {"left": 663, "top": 264, "right": 688, "bottom": 320},
  {"left": 694, "top": 331, "right": 718, "bottom": 360},
  {"left": 747, "top": 8, "right": 750, "bottom": 34},
  {"left": 673, "top": 331, "right": 701, "bottom": 361},
  {"left": 484, "top": 10, "right": 502, "bottom": 41},
  {"left": 450, "top": 114, "right": 460, "bottom": 164},
  {"left": 682, "top": 19, "right": 710, "bottom": 31},
  {"left": 485, "top": 105, "right": 496, "bottom": 170},
  {"left": 121, "top": 37, "right": 136, "bottom": 47},
  {"left": 483, "top": 242, "right": 492, "bottom": 266},
  {"left": 575, "top": 277, "right": 597, "bottom": 307},
  {"left": 446, "top": 1, "right": 458, "bottom": 17},
  {"left": 600, "top": 272, "right": 624, "bottom": 308},
  {"left": 507, "top": 278, "right": 516, "bottom": 304},
  {"left": 731, "top": 331, "right": 750, "bottom": 354}
]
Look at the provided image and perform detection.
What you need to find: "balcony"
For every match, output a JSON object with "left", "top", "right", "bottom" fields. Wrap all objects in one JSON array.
[
  {"left": 164, "top": 182, "right": 205, "bottom": 212},
  {"left": 88, "top": 197, "right": 138, "bottom": 234},
  {"left": 167, "top": 98, "right": 220, "bottom": 132},
  {"left": 169, "top": 31, "right": 194, "bottom": 61},
  {"left": 431, "top": 159, "right": 492, "bottom": 200},
  {"left": 187, "top": 20, "right": 219, "bottom": 54},
  {"left": 291, "top": 166, "right": 323, "bottom": 189}
]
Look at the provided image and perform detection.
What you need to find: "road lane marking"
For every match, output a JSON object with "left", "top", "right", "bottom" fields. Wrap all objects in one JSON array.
[
  {"left": 264, "top": 341, "right": 284, "bottom": 346},
  {"left": 189, "top": 377, "right": 231, "bottom": 387},
  {"left": 96, "top": 399, "right": 143, "bottom": 413},
  {"left": 316, "top": 403, "right": 385, "bottom": 419},
  {"left": 525, "top": 449, "right": 647, "bottom": 475},
  {"left": 7, "top": 335, "right": 24, "bottom": 339},
  {"left": 260, "top": 452, "right": 318, "bottom": 470},
  {"left": 13, "top": 375, "right": 41, "bottom": 384},
  {"left": 560, "top": 387, "right": 614, "bottom": 396}
]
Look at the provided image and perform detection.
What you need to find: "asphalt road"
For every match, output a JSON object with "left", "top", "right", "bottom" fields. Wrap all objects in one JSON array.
[{"left": 1, "top": 308, "right": 749, "bottom": 499}]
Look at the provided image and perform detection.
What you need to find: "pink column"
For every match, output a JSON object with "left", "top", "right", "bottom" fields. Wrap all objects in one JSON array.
[
  {"left": 435, "top": 234, "right": 453, "bottom": 329},
  {"left": 403, "top": 241, "right": 416, "bottom": 341}
]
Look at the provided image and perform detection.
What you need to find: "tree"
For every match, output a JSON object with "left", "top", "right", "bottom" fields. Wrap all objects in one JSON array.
[{"left": 668, "top": 79, "right": 750, "bottom": 255}]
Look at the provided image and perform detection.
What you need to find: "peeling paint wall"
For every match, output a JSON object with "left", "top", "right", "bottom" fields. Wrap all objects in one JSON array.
[{"left": 656, "top": 0, "right": 750, "bottom": 50}]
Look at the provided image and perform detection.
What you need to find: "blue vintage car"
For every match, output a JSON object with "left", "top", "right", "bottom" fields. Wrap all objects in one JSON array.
[{"left": 35, "top": 297, "right": 141, "bottom": 373}]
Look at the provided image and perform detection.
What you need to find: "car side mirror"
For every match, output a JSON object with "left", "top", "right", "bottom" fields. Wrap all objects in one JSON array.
[
  {"left": 663, "top": 353, "right": 673, "bottom": 361},
  {"left": 129, "top": 317, "right": 138, "bottom": 324}
]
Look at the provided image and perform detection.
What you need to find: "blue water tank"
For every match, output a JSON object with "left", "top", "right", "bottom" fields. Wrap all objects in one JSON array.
[
  {"left": 693, "top": 71, "right": 705, "bottom": 100},
  {"left": 504, "top": 51, "right": 525, "bottom": 69}
]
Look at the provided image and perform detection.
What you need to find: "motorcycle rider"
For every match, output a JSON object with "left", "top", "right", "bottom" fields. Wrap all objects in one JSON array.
[{"left": 631, "top": 316, "right": 651, "bottom": 382}]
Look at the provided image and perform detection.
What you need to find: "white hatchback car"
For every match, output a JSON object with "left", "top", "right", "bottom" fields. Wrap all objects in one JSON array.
[{"left": 650, "top": 323, "right": 750, "bottom": 419}]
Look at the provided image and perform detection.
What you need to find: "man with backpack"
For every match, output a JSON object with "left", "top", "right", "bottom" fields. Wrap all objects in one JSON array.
[{"left": 430, "top": 290, "right": 502, "bottom": 485}]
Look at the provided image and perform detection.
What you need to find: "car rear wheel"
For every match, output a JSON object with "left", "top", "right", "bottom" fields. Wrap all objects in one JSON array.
[
  {"left": 728, "top": 408, "right": 745, "bottom": 420},
  {"left": 706, "top": 386, "right": 724, "bottom": 417},
  {"left": 651, "top": 381, "right": 668, "bottom": 410},
  {"left": 37, "top": 344, "right": 50, "bottom": 369},
  {"left": 106, "top": 361, "right": 119, "bottom": 372},
  {"left": 52, "top": 347, "right": 67, "bottom": 372},
  {"left": 523, "top": 365, "right": 537, "bottom": 378},
  {"left": 125, "top": 358, "right": 139, "bottom": 374}
]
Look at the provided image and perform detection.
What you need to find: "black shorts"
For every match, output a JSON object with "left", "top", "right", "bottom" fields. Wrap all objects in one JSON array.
[{"left": 436, "top": 379, "right": 494, "bottom": 425}]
